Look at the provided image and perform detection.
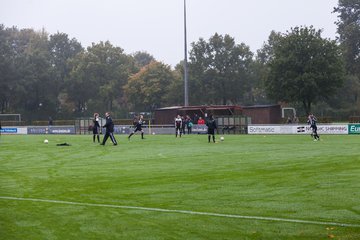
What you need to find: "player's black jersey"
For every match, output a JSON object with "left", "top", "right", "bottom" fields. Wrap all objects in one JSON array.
[
  {"left": 103, "top": 116, "right": 114, "bottom": 133},
  {"left": 133, "top": 118, "right": 144, "bottom": 132},
  {"left": 93, "top": 118, "right": 100, "bottom": 128},
  {"left": 206, "top": 119, "right": 217, "bottom": 130},
  {"left": 308, "top": 117, "right": 317, "bottom": 127},
  {"left": 136, "top": 119, "right": 144, "bottom": 128},
  {"left": 93, "top": 118, "right": 100, "bottom": 134}
]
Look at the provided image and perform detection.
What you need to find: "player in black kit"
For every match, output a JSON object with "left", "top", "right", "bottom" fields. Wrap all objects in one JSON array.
[
  {"left": 128, "top": 115, "right": 145, "bottom": 140},
  {"left": 92, "top": 113, "right": 101, "bottom": 143},
  {"left": 307, "top": 114, "right": 320, "bottom": 141},
  {"left": 101, "top": 112, "right": 117, "bottom": 145},
  {"left": 206, "top": 114, "right": 217, "bottom": 143}
]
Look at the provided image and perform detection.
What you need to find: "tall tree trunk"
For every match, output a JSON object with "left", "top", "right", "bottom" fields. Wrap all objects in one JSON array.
[{"left": 302, "top": 100, "right": 312, "bottom": 115}]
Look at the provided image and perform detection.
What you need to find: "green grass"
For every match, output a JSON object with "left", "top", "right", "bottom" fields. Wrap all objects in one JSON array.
[{"left": 0, "top": 134, "right": 360, "bottom": 239}]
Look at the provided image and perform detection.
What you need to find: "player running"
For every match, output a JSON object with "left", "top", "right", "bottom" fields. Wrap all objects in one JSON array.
[{"left": 128, "top": 115, "right": 145, "bottom": 140}]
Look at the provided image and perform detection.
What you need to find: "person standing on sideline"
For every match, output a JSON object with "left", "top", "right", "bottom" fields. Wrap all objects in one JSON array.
[
  {"left": 128, "top": 114, "right": 145, "bottom": 140},
  {"left": 307, "top": 114, "right": 320, "bottom": 141},
  {"left": 193, "top": 114, "right": 199, "bottom": 125},
  {"left": 101, "top": 112, "right": 117, "bottom": 145},
  {"left": 48, "top": 116, "right": 53, "bottom": 126},
  {"left": 197, "top": 117, "right": 205, "bottom": 125},
  {"left": 186, "top": 115, "right": 193, "bottom": 134},
  {"left": 181, "top": 116, "right": 186, "bottom": 135},
  {"left": 175, "top": 115, "right": 182, "bottom": 137},
  {"left": 92, "top": 113, "right": 101, "bottom": 143},
  {"left": 286, "top": 116, "right": 292, "bottom": 124},
  {"left": 206, "top": 114, "right": 217, "bottom": 143}
]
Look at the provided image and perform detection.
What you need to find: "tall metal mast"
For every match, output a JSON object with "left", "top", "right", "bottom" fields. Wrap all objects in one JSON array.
[{"left": 183, "top": 0, "right": 189, "bottom": 106}]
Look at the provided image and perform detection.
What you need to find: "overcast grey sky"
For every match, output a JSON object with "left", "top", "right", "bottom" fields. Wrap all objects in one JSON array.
[{"left": 1, "top": 0, "right": 339, "bottom": 66}]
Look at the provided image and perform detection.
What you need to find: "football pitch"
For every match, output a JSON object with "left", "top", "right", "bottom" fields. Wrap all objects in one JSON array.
[{"left": 0, "top": 134, "right": 359, "bottom": 239}]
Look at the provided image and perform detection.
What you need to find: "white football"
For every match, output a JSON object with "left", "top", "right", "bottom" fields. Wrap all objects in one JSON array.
[
  {"left": 44, "top": 139, "right": 49, "bottom": 144},
  {"left": 220, "top": 136, "right": 224, "bottom": 141}
]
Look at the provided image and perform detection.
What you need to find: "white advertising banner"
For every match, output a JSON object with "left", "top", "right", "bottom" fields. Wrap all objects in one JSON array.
[
  {"left": 248, "top": 124, "right": 348, "bottom": 135},
  {"left": 248, "top": 125, "right": 284, "bottom": 134}
]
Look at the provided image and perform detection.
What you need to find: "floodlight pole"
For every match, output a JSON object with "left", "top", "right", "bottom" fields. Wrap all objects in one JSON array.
[{"left": 183, "top": 0, "right": 189, "bottom": 106}]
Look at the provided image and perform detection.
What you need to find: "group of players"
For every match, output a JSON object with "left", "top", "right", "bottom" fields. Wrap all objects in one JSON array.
[
  {"left": 92, "top": 112, "right": 145, "bottom": 146},
  {"left": 92, "top": 112, "right": 320, "bottom": 145},
  {"left": 92, "top": 112, "right": 219, "bottom": 145},
  {"left": 175, "top": 114, "right": 217, "bottom": 143},
  {"left": 92, "top": 112, "right": 118, "bottom": 146}
]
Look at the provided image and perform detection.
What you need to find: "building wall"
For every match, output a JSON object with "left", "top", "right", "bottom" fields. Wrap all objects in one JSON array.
[
  {"left": 154, "top": 109, "right": 179, "bottom": 124},
  {"left": 242, "top": 105, "right": 282, "bottom": 124}
]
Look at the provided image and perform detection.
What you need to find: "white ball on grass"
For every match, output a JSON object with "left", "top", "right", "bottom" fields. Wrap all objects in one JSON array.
[
  {"left": 220, "top": 136, "right": 224, "bottom": 141},
  {"left": 44, "top": 139, "right": 49, "bottom": 144}
]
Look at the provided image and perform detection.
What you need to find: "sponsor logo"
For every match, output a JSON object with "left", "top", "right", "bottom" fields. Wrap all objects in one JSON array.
[
  {"left": 28, "top": 127, "right": 75, "bottom": 134},
  {"left": 0, "top": 128, "right": 18, "bottom": 133},
  {"left": 50, "top": 129, "right": 71, "bottom": 134},
  {"left": 297, "top": 126, "right": 305, "bottom": 132},
  {"left": 348, "top": 124, "right": 360, "bottom": 134},
  {"left": 248, "top": 126, "right": 275, "bottom": 133}
]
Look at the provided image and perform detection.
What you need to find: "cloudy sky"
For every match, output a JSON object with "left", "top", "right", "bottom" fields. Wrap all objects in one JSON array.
[{"left": 1, "top": 0, "right": 339, "bottom": 66}]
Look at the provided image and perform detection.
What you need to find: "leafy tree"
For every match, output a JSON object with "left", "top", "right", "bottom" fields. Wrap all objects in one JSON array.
[
  {"left": 265, "top": 26, "right": 345, "bottom": 115},
  {"left": 334, "top": 0, "right": 360, "bottom": 74},
  {"left": 165, "top": 62, "right": 184, "bottom": 106},
  {"left": 49, "top": 32, "right": 83, "bottom": 80},
  {"left": 48, "top": 32, "right": 83, "bottom": 106},
  {"left": 7, "top": 28, "right": 57, "bottom": 119},
  {"left": 188, "top": 33, "right": 254, "bottom": 105},
  {"left": 0, "top": 25, "right": 15, "bottom": 113},
  {"left": 256, "top": 31, "right": 283, "bottom": 65},
  {"left": 124, "top": 61, "right": 176, "bottom": 111},
  {"left": 89, "top": 41, "right": 136, "bottom": 111},
  {"left": 251, "top": 31, "right": 285, "bottom": 105},
  {"left": 65, "top": 41, "right": 136, "bottom": 115},
  {"left": 132, "top": 51, "right": 155, "bottom": 68},
  {"left": 333, "top": 0, "right": 360, "bottom": 115},
  {"left": 65, "top": 52, "right": 94, "bottom": 113}
]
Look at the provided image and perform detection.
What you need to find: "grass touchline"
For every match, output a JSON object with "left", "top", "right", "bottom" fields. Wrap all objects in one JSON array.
[{"left": 1, "top": 196, "right": 359, "bottom": 228}]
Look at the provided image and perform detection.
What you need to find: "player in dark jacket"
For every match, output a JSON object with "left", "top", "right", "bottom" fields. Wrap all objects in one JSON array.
[
  {"left": 128, "top": 115, "right": 145, "bottom": 140},
  {"left": 206, "top": 115, "right": 217, "bottom": 143},
  {"left": 101, "top": 112, "right": 117, "bottom": 145},
  {"left": 92, "top": 113, "right": 101, "bottom": 143}
]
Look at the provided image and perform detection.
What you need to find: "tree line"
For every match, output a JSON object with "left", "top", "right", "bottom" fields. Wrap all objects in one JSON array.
[{"left": 0, "top": 0, "right": 358, "bottom": 121}]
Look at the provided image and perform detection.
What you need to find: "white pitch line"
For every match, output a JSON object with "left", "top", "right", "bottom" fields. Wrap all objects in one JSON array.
[{"left": 1, "top": 196, "right": 359, "bottom": 228}]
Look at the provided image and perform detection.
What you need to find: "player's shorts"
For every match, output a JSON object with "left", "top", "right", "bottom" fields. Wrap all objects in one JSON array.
[
  {"left": 134, "top": 126, "right": 142, "bottom": 132},
  {"left": 207, "top": 128, "right": 215, "bottom": 135}
]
